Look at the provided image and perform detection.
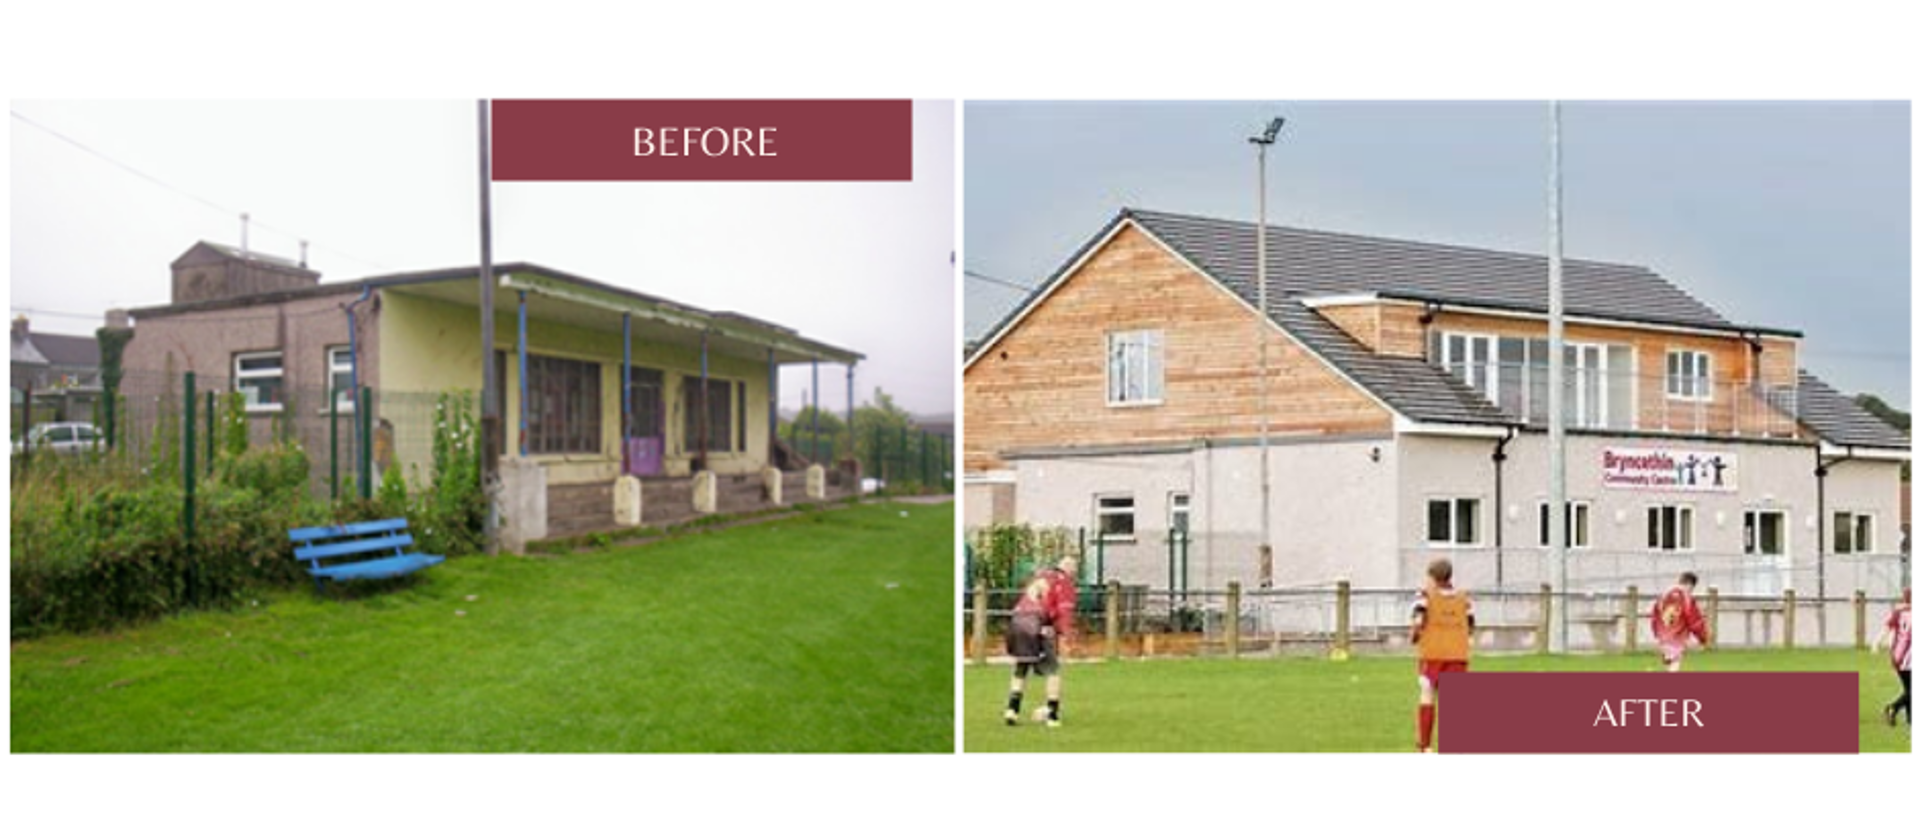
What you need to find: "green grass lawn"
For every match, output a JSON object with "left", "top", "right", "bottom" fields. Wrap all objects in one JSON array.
[
  {"left": 12, "top": 500, "right": 953, "bottom": 752},
  {"left": 964, "top": 650, "right": 1912, "bottom": 753}
]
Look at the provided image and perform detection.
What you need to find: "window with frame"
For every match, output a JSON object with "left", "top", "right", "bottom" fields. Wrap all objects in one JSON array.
[
  {"left": 1426, "top": 497, "right": 1480, "bottom": 546},
  {"left": 234, "top": 351, "right": 284, "bottom": 411},
  {"left": 1442, "top": 332, "right": 1498, "bottom": 404},
  {"left": 1094, "top": 494, "right": 1136, "bottom": 541},
  {"left": 1833, "top": 511, "right": 1874, "bottom": 554},
  {"left": 527, "top": 354, "right": 602, "bottom": 455},
  {"left": 1169, "top": 492, "right": 1191, "bottom": 538},
  {"left": 327, "top": 346, "right": 355, "bottom": 411},
  {"left": 1742, "top": 509, "right": 1785, "bottom": 556},
  {"left": 1666, "top": 350, "right": 1712, "bottom": 401},
  {"left": 1106, "top": 329, "right": 1164, "bottom": 405},
  {"left": 681, "top": 378, "right": 738, "bottom": 454},
  {"left": 1647, "top": 505, "right": 1694, "bottom": 551},
  {"left": 1537, "top": 500, "right": 1592, "bottom": 548}
]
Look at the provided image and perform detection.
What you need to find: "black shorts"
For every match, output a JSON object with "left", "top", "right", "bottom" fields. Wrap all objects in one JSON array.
[{"left": 1006, "top": 611, "right": 1059, "bottom": 676}]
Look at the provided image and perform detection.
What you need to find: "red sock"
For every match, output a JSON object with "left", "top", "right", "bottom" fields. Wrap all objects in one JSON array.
[{"left": 1417, "top": 704, "right": 1436, "bottom": 750}]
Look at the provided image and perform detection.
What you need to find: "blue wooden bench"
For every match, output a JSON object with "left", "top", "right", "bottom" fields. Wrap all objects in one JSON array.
[{"left": 289, "top": 518, "right": 444, "bottom": 593}]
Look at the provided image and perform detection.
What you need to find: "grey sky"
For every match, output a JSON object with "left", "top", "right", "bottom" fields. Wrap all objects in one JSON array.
[
  {"left": 9, "top": 99, "right": 955, "bottom": 416},
  {"left": 964, "top": 101, "right": 1910, "bottom": 409}
]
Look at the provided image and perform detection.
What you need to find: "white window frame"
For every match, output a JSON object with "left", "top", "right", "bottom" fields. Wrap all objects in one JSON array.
[
  {"left": 1647, "top": 504, "right": 1695, "bottom": 551},
  {"left": 1093, "top": 493, "right": 1137, "bottom": 543},
  {"left": 1441, "top": 331, "right": 1499, "bottom": 405},
  {"left": 234, "top": 350, "right": 285, "bottom": 413},
  {"left": 326, "top": 345, "right": 356, "bottom": 412},
  {"left": 1665, "top": 349, "right": 1713, "bottom": 402},
  {"left": 1106, "top": 329, "right": 1164, "bottom": 407},
  {"left": 1169, "top": 491, "right": 1191, "bottom": 538},
  {"left": 1833, "top": 511, "right": 1875, "bottom": 555},
  {"left": 1742, "top": 508, "right": 1788, "bottom": 557},
  {"left": 1425, "top": 496, "right": 1482, "bottom": 548},
  {"left": 1537, "top": 500, "right": 1593, "bottom": 549}
]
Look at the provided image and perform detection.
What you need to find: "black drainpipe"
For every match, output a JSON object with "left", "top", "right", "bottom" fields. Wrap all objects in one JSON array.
[
  {"left": 1492, "top": 425, "right": 1517, "bottom": 589},
  {"left": 1815, "top": 444, "right": 1856, "bottom": 603}
]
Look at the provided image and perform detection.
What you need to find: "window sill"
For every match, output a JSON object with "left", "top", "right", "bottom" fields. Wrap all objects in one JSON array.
[
  {"left": 1425, "top": 542, "right": 1486, "bottom": 549},
  {"left": 1106, "top": 399, "right": 1164, "bottom": 409},
  {"left": 244, "top": 405, "right": 284, "bottom": 415}
]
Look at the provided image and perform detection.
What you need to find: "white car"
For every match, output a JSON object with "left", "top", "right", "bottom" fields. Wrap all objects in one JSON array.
[{"left": 11, "top": 422, "right": 105, "bottom": 456}]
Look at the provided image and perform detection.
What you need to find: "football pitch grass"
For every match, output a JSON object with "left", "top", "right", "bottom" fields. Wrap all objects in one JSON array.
[
  {"left": 12, "top": 500, "right": 953, "bottom": 752},
  {"left": 964, "top": 650, "right": 1912, "bottom": 753}
]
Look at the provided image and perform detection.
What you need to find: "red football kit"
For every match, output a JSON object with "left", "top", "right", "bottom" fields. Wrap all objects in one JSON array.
[
  {"left": 1888, "top": 603, "right": 1911, "bottom": 673},
  {"left": 1013, "top": 567, "right": 1077, "bottom": 635},
  {"left": 1650, "top": 585, "right": 1709, "bottom": 665}
]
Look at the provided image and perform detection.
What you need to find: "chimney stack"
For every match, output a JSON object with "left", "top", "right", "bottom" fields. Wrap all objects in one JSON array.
[
  {"left": 106, "top": 309, "right": 131, "bottom": 330},
  {"left": 11, "top": 314, "right": 27, "bottom": 339},
  {"left": 240, "top": 213, "right": 251, "bottom": 256},
  {"left": 299, "top": 239, "right": 309, "bottom": 269}
]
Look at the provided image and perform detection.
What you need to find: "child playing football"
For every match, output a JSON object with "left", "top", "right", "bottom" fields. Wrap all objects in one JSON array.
[
  {"left": 1004, "top": 556, "right": 1078, "bottom": 728},
  {"left": 1871, "top": 588, "right": 1911, "bottom": 726},
  {"left": 1650, "top": 572, "right": 1709, "bottom": 672},
  {"left": 1411, "top": 557, "right": 1472, "bottom": 753}
]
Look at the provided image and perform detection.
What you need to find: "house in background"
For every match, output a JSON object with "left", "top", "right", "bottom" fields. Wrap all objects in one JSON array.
[
  {"left": 964, "top": 209, "right": 1908, "bottom": 611},
  {"left": 10, "top": 314, "right": 102, "bottom": 432},
  {"left": 122, "top": 240, "right": 863, "bottom": 548}
]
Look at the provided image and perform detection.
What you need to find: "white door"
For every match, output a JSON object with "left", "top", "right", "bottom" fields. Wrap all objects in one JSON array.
[{"left": 1742, "top": 510, "right": 1790, "bottom": 595}]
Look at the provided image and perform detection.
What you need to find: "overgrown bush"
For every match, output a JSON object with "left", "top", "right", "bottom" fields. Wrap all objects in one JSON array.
[
  {"left": 966, "top": 523, "right": 1080, "bottom": 590},
  {"left": 10, "top": 443, "right": 328, "bottom": 638}
]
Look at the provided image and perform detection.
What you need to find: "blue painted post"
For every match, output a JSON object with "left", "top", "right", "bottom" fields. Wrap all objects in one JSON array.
[
  {"left": 852, "top": 362, "right": 860, "bottom": 469},
  {"left": 517, "top": 290, "right": 528, "bottom": 457},
  {"left": 699, "top": 331, "right": 710, "bottom": 463},
  {"left": 810, "top": 359, "right": 820, "bottom": 463},
  {"left": 766, "top": 348, "right": 777, "bottom": 461},
  {"left": 621, "top": 312, "right": 631, "bottom": 474}
]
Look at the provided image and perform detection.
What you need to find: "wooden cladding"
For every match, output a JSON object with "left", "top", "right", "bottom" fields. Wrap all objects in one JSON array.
[{"left": 963, "top": 225, "right": 1391, "bottom": 472}]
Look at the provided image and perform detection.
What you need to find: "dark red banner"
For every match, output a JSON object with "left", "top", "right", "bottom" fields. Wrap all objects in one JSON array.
[
  {"left": 490, "top": 99, "right": 912, "bottom": 182},
  {"left": 1442, "top": 672, "right": 1858, "bottom": 753}
]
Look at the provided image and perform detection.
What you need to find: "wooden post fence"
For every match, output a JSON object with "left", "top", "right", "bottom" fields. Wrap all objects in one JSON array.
[
  {"left": 1537, "top": 583, "right": 1553, "bottom": 655},
  {"left": 1855, "top": 590, "right": 1869, "bottom": 650},
  {"left": 1624, "top": 585, "right": 1639, "bottom": 654},
  {"left": 1783, "top": 589, "right": 1797, "bottom": 650},
  {"left": 1104, "top": 580, "right": 1121, "bottom": 661},
  {"left": 1705, "top": 586, "right": 1720, "bottom": 650},
  {"left": 970, "top": 584, "right": 988, "bottom": 667},
  {"left": 1226, "top": 581, "right": 1241, "bottom": 658},
  {"left": 1335, "top": 580, "right": 1352, "bottom": 659}
]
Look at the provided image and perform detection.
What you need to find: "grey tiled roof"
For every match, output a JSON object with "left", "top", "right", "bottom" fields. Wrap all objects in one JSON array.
[
  {"left": 28, "top": 333, "right": 99, "bottom": 368},
  {"left": 1796, "top": 370, "right": 1909, "bottom": 450},
  {"left": 1127, "top": 209, "right": 1773, "bottom": 333},
  {"left": 1267, "top": 299, "right": 1509, "bottom": 425}
]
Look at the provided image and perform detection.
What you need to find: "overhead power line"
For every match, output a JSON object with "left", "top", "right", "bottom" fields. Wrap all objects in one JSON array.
[
  {"left": 964, "top": 269, "right": 1037, "bottom": 294},
  {"left": 10, "top": 109, "right": 392, "bottom": 272}
]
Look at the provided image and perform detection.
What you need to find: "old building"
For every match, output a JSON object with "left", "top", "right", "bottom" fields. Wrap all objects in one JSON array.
[
  {"left": 964, "top": 209, "right": 1908, "bottom": 603},
  {"left": 123, "top": 241, "right": 862, "bottom": 544},
  {"left": 10, "top": 314, "right": 103, "bottom": 428}
]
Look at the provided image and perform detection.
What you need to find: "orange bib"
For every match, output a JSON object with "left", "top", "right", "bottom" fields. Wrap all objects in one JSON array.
[{"left": 1419, "top": 590, "right": 1471, "bottom": 662}]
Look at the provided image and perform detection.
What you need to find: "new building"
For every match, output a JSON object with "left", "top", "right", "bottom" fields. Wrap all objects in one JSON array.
[
  {"left": 964, "top": 209, "right": 1908, "bottom": 601},
  {"left": 123, "top": 241, "right": 863, "bottom": 545}
]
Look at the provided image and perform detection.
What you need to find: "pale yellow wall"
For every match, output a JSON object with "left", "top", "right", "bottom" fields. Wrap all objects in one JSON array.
[{"left": 378, "top": 290, "right": 773, "bottom": 485}]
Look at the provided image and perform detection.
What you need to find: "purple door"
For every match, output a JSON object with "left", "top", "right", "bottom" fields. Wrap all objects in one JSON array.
[{"left": 624, "top": 367, "right": 664, "bottom": 476}]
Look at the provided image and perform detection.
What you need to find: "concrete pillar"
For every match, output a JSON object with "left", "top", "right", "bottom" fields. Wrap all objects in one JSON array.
[
  {"left": 805, "top": 464, "right": 826, "bottom": 500},
  {"left": 1335, "top": 580, "right": 1352, "bottom": 658},
  {"left": 692, "top": 470, "right": 718, "bottom": 514},
  {"left": 1855, "top": 590, "right": 1868, "bottom": 650},
  {"left": 498, "top": 457, "right": 547, "bottom": 555},
  {"left": 763, "top": 466, "right": 783, "bottom": 506},
  {"left": 1783, "top": 589, "right": 1797, "bottom": 649},
  {"left": 1538, "top": 583, "right": 1553, "bottom": 655},
  {"left": 613, "top": 474, "right": 642, "bottom": 527},
  {"left": 1705, "top": 586, "right": 1720, "bottom": 650}
]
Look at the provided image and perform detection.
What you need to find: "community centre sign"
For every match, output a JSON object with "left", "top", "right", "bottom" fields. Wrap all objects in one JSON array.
[{"left": 1601, "top": 447, "right": 1737, "bottom": 492}]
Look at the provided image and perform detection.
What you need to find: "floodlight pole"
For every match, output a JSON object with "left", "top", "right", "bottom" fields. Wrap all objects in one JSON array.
[
  {"left": 1547, "top": 101, "right": 1570, "bottom": 653},
  {"left": 478, "top": 99, "right": 503, "bottom": 555},
  {"left": 1251, "top": 117, "right": 1283, "bottom": 586}
]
